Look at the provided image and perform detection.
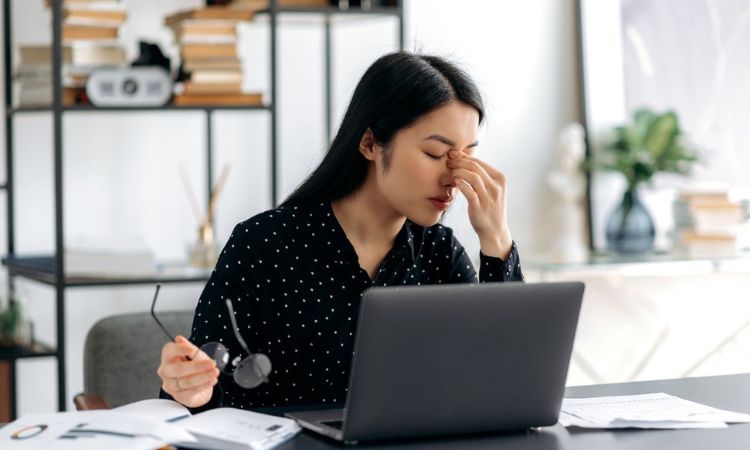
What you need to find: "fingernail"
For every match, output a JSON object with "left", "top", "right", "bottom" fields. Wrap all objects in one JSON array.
[{"left": 448, "top": 150, "right": 457, "bottom": 157}]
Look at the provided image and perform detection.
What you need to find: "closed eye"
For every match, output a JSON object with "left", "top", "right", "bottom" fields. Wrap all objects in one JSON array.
[{"left": 424, "top": 152, "right": 442, "bottom": 160}]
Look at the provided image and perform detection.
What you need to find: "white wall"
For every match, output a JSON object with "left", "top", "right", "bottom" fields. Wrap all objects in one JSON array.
[
  {"left": 1, "top": 0, "right": 581, "bottom": 413},
  {"left": 408, "top": 0, "right": 581, "bottom": 264}
]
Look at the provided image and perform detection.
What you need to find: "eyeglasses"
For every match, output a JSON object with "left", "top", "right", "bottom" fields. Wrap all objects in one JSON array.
[{"left": 150, "top": 284, "right": 272, "bottom": 389}]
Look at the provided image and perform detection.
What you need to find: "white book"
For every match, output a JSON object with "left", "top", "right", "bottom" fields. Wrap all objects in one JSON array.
[
  {"left": 179, "top": 34, "right": 239, "bottom": 44},
  {"left": 64, "top": 251, "right": 156, "bottom": 278},
  {"left": 64, "top": 235, "right": 156, "bottom": 278},
  {"left": 191, "top": 70, "right": 244, "bottom": 84}
]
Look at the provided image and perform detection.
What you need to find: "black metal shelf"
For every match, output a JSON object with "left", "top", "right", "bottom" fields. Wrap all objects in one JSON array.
[
  {"left": 0, "top": 342, "right": 56, "bottom": 361},
  {"left": 2, "top": 256, "right": 211, "bottom": 287},
  {"left": 10, "top": 103, "right": 272, "bottom": 114},
  {"left": 1, "top": 0, "right": 403, "bottom": 419}
]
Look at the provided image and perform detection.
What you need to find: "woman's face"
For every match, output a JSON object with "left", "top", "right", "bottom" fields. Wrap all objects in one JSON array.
[{"left": 370, "top": 101, "right": 480, "bottom": 227}]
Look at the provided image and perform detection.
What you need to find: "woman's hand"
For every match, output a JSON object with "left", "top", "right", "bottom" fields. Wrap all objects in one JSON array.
[
  {"left": 446, "top": 150, "right": 514, "bottom": 259},
  {"left": 157, "top": 335, "right": 219, "bottom": 408}
]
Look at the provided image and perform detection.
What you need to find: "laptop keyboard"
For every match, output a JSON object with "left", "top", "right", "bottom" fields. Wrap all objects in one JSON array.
[{"left": 321, "top": 420, "right": 344, "bottom": 430}]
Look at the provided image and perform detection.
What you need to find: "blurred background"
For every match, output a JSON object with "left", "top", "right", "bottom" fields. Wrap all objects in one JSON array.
[{"left": 0, "top": 0, "right": 749, "bottom": 418}]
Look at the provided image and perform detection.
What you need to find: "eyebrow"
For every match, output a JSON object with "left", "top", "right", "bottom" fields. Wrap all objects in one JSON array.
[{"left": 423, "top": 134, "right": 479, "bottom": 149}]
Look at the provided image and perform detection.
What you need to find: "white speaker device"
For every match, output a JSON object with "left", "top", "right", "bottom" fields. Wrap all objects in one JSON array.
[{"left": 86, "top": 67, "right": 173, "bottom": 107}]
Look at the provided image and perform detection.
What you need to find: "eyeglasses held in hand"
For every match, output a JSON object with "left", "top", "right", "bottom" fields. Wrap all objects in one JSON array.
[{"left": 150, "top": 284, "right": 272, "bottom": 389}]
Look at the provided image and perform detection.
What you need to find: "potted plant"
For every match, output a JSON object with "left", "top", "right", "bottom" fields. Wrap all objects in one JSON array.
[
  {"left": 596, "top": 108, "right": 699, "bottom": 253},
  {"left": 0, "top": 297, "right": 22, "bottom": 347}
]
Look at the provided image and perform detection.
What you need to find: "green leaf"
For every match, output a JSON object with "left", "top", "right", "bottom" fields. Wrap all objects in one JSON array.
[{"left": 593, "top": 108, "right": 700, "bottom": 185}]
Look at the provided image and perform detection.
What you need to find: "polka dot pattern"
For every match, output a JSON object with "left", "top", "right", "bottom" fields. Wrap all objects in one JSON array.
[{"left": 161, "top": 201, "right": 523, "bottom": 411}]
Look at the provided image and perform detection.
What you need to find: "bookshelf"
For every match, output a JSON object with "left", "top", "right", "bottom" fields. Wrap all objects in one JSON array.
[{"left": 0, "top": 0, "right": 404, "bottom": 418}]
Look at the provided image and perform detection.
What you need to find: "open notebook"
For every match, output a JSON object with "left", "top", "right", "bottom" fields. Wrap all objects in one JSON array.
[
  {"left": 0, "top": 398, "right": 300, "bottom": 450},
  {"left": 117, "top": 399, "right": 301, "bottom": 450}
]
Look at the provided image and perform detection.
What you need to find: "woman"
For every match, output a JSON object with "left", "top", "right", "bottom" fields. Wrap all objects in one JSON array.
[{"left": 158, "top": 51, "right": 524, "bottom": 411}]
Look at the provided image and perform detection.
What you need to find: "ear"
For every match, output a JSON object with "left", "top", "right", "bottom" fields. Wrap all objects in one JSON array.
[{"left": 358, "top": 128, "right": 379, "bottom": 162}]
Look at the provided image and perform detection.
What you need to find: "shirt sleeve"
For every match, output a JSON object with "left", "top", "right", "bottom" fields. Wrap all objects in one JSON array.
[
  {"left": 449, "top": 240, "right": 524, "bottom": 283},
  {"left": 479, "top": 241, "right": 525, "bottom": 282},
  {"left": 158, "top": 222, "right": 261, "bottom": 412}
]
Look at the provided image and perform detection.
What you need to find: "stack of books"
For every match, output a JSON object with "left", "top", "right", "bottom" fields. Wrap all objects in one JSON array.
[
  {"left": 47, "top": 0, "right": 128, "bottom": 41},
  {"left": 166, "top": 7, "right": 263, "bottom": 106},
  {"left": 15, "top": 0, "right": 127, "bottom": 106},
  {"left": 673, "top": 189, "right": 749, "bottom": 255}
]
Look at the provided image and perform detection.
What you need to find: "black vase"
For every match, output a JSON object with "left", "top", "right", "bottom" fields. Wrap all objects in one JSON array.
[{"left": 605, "top": 189, "right": 655, "bottom": 254}]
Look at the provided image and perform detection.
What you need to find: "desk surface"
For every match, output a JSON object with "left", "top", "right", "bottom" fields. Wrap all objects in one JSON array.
[{"left": 273, "top": 373, "right": 750, "bottom": 450}]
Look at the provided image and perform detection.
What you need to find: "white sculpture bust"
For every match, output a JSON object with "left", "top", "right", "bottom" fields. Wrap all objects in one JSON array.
[{"left": 547, "top": 123, "right": 589, "bottom": 262}]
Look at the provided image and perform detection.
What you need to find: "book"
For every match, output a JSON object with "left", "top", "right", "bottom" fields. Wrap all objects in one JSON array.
[
  {"left": 173, "top": 92, "right": 264, "bottom": 106},
  {"left": 184, "top": 58, "right": 242, "bottom": 71},
  {"left": 179, "top": 34, "right": 239, "bottom": 45},
  {"left": 15, "top": 83, "right": 84, "bottom": 107},
  {"left": 115, "top": 399, "right": 302, "bottom": 450},
  {"left": 191, "top": 69, "right": 244, "bottom": 84},
  {"left": 680, "top": 230, "right": 739, "bottom": 256},
  {"left": 174, "top": 21, "right": 239, "bottom": 37},
  {"left": 687, "top": 198, "right": 744, "bottom": 236},
  {"left": 62, "top": 24, "right": 119, "bottom": 40},
  {"left": 63, "top": 236, "right": 156, "bottom": 278},
  {"left": 16, "top": 66, "right": 95, "bottom": 88},
  {"left": 165, "top": 7, "right": 255, "bottom": 26},
  {"left": 672, "top": 187, "right": 749, "bottom": 253},
  {"left": 18, "top": 43, "right": 126, "bottom": 67},
  {"left": 181, "top": 43, "right": 238, "bottom": 59},
  {"left": 64, "top": 249, "right": 156, "bottom": 278},
  {"left": 181, "top": 80, "right": 243, "bottom": 94},
  {"left": 62, "top": 7, "right": 128, "bottom": 27},
  {"left": 44, "top": 0, "right": 121, "bottom": 5}
]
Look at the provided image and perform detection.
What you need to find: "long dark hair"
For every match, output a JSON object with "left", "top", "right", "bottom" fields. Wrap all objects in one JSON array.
[{"left": 280, "top": 51, "right": 485, "bottom": 207}]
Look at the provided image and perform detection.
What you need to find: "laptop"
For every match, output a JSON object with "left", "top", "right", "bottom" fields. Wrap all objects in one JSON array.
[{"left": 285, "top": 281, "right": 585, "bottom": 444}]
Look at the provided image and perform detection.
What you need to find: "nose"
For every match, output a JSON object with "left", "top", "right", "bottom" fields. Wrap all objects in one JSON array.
[{"left": 440, "top": 165, "right": 456, "bottom": 189}]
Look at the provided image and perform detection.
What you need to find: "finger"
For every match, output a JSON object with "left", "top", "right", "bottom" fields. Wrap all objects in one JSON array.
[
  {"left": 174, "top": 378, "right": 218, "bottom": 400},
  {"left": 161, "top": 344, "right": 200, "bottom": 368},
  {"left": 448, "top": 158, "right": 498, "bottom": 197},
  {"left": 174, "top": 335, "right": 200, "bottom": 357},
  {"left": 159, "top": 358, "right": 216, "bottom": 379},
  {"left": 451, "top": 168, "right": 488, "bottom": 200},
  {"left": 466, "top": 156, "right": 507, "bottom": 185},
  {"left": 176, "top": 367, "right": 220, "bottom": 391},
  {"left": 161, "top": 337, "right": 200, "bottom": 364},
  {"left": 454, "top": 177, "right": 480, "bottom": 209}
]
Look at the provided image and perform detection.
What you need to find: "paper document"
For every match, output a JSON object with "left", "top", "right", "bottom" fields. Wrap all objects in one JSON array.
[
  {"left": 0, "top": 410, "right": 195, "bottom": 450},
  {"left": 1, "top": 399, "right": 300, "bottom": 450},
  {"left": 560, "top": 392, "right": 750, "bottom": 429},
  {"left": 176, "top": 407, "right": 302, "bottom": 450},
  {"left": 115, "top": 398, "right": 192, "bottom": 422}
]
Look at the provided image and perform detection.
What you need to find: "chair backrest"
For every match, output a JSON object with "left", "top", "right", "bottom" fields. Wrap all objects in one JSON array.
[{"left": 82, "top": 310, "right": 194, "bottom": 408}]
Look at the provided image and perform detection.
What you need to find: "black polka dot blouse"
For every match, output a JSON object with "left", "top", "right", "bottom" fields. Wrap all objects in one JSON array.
[{"left": 161, "top": 201, "right": 524, "bottom": 411}]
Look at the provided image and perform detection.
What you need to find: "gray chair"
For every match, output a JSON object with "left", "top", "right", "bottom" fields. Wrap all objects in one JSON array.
[{"left": 75, "top": 310, "right": 194, "bottom": 409}]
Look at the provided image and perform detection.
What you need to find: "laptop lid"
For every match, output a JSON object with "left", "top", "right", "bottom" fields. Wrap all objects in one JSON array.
[{"left": 341, "top": 281, "right": 584, "bottom": 442}]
